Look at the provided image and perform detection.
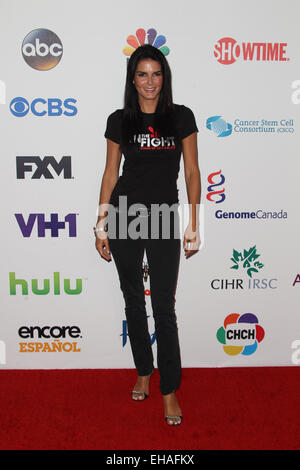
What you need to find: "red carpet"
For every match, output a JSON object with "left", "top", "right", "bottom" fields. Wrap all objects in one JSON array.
[{"left": 0, "top": 367, "right": 299, "bottom": 450}]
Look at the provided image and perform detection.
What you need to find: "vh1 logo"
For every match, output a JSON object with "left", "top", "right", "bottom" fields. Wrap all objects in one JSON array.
[
  {"left": 15, "top": 213, "right": 77, "bottom": 237},
  {"left": 16, "top": 156, "right": 72, "bottom": 179}
]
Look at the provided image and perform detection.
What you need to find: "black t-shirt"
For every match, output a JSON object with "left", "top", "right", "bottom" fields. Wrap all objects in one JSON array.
[{"left": 104, "top": 104, "right": 198, "bottom": 208}]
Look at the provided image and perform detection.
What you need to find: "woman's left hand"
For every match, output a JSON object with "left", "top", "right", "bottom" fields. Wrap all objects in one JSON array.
[{"left": 183, "top": 224, "right": 200, "bottom": 259}]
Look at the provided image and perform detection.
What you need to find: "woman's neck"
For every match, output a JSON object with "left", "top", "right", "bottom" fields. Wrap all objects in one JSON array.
[{"left": 138, "top": 97, "right": 159, "bottom": 114}]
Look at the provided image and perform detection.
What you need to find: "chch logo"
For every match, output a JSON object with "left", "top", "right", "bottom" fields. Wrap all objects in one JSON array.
[
  {"left": 22, "top": 29, "right": 63, "bottom": 70},
  {"left": 230, "top": 245, "right": 264, "bottom": 278},
  {"left": 217, "top": 313, "right": 265, "bottom": 356},
  {"left": 206, "top": 116, "right": 232, "bottom": 137},
  {"left": 123, "top": 28, "right": 170, "bottom": 57},
  {"left": 206, "top": 170, "right": 225, "bottom": 203}
]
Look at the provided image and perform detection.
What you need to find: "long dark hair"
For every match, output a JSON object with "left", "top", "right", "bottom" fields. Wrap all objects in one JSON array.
[{"left": 121, "top": 45, "right": 178, "bottom": 146}]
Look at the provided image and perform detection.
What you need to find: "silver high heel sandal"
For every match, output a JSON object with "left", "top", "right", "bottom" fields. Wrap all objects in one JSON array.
[
  {"left": 131, "top": 370, "right": 153, "bottom": 401},
  {"left": 165, "top": 415, "right": 183, "bottom": 426},
  {"left": 131, "top": 390, "right": 149, "bottom": 401}
]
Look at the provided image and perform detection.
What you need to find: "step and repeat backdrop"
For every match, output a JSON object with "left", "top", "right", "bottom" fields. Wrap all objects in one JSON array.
[{"left": 0, "top": 0, "right": 299, "bottom": 369}]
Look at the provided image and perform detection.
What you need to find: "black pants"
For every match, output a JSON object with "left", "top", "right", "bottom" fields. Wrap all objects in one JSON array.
[{"left": 108, "top": 208, "right": 181, "bottom": 395}]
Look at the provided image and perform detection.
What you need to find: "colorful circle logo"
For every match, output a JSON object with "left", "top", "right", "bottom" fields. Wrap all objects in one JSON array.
[{"left": 217, "top": 313, "right": 265, "bottom": 356}]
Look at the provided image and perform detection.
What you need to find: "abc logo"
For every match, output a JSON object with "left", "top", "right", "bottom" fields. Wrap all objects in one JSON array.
[{"left": 22, "top": 29, "right": 63, "bottom": 70}]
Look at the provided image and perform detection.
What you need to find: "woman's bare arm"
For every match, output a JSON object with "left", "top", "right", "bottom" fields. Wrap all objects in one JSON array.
[
  {"left": 96, "top": 139, "right": 122, "bottom": 225},
  {"left": 95, "top": 138, "right": 122, "bottom": 262},
  {"left": 182, "top": 132, "right": 201, "bottom": 258}
]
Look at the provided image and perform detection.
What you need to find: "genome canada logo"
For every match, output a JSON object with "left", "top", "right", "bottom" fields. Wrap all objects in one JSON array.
[
  {"left": 9, "top": 97, "right": 77, "bottom": 117},
  {"left": 206, "top": 170, "right": 225, "bottom": 204},
  {"left": 206, "top": 116, "right": 294, "bottom": 136},
  {"left": 217, "top": 313, "right": 265, "bottom": 356},
  {"left": 123, "top": 28, "right": 170, "bottom": 57},
  {"left": 22, "top": 29, "right": 63, "bottom": 70},
  {"left": 215, "top": 208, "right": 287, "bottom": 221},
  {"left": 211, "top": 245, "right": 278, "bottom": 290},
  {"left": 214, "top": 37, "right": 289, "bottom": 65},
  {"left": 18, "top": 325, "right": 81, "bottom": 353}
]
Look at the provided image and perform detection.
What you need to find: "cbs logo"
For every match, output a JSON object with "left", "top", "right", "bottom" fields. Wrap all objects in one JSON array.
[
  {"left": 10, "top": 97, "right": 77, "bottom": 117},
  {"left": 22, "top": 28, "right": 63, "bottom": 70}
]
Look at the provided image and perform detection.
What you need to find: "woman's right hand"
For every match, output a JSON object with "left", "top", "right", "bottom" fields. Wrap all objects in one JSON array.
[{"left": 95, "top": 234, "right": 112, "bottom": 262}]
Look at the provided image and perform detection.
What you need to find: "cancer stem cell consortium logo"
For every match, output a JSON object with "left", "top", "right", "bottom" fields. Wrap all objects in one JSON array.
[
  {"left": 217, "top": 313, "right": 265, "bottom": 356},
  {"left": 207, "top": 116, "right": 294, "bottom": 136},
  {"left": 206, "top": 116, "right": 232, "bottom": 137},
  {"left": 123, "top": 28, "right": 170, "bottom": 56}
]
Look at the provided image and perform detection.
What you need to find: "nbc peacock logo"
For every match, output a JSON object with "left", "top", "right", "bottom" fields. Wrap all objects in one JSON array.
[
  {"left": 217, "top": 313, "right": 265, "bottom": 356},
  {"left": 123, "top": 28, "right": 170, "bottom": 57}
]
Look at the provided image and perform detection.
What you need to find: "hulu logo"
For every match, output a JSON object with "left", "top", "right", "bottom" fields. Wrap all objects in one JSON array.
[{"left": 9, "top": 272, "right": 83, "bottom": 295}]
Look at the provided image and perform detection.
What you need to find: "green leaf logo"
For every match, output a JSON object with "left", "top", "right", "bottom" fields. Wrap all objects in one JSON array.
[{"left": 230, "top": 245, "right": 264, "bottom": 277}]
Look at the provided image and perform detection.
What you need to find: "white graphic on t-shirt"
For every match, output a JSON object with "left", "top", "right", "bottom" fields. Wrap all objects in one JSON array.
[{"left": 131, "top": 126, "right": 175, "bottom": 150}]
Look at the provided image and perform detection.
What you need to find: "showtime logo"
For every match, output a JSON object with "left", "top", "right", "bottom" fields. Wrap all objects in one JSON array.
[{"left": 214, "top": 37, "right": 289, "bottom": 64}]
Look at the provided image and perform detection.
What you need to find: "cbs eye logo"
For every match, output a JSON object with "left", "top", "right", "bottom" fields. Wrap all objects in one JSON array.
[{"left": 22, "top": 28, "right": 63, "bottom": 70}]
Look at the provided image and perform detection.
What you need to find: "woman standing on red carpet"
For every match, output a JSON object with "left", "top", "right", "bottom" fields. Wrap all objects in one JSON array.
[{"left": 94, "top": 44, "right": 201, "bottom": 426}]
